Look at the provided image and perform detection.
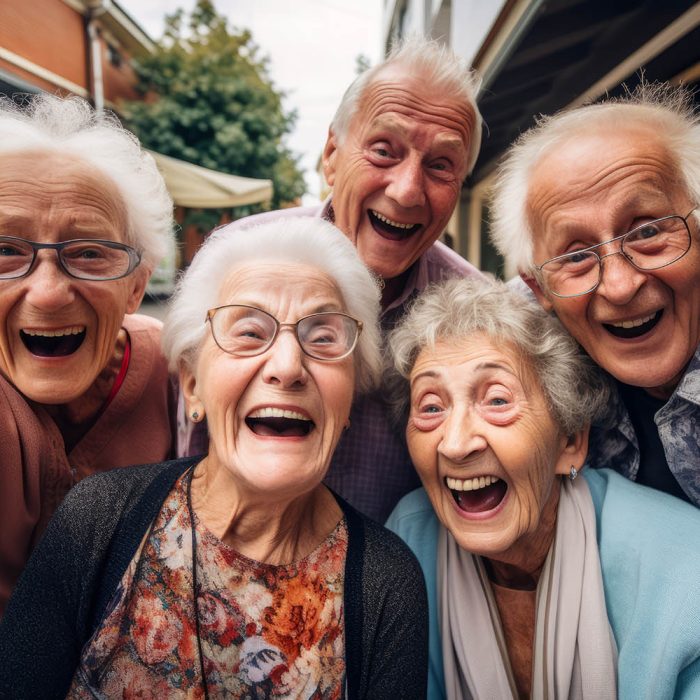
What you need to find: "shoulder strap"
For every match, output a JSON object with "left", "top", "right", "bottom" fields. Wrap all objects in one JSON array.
[
  {"left": 90, "top": 458, "right": 197, "bottom": 633},
  {"left": 336, "top": 493, "right": 366, "bottom": 700}
]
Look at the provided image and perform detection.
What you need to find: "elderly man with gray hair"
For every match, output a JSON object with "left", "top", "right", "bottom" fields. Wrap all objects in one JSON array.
[
  {"left": 490, "top": 84, "right": 700, "bottom": 506},
  {"left": 182, "top": 36, "right": 485, "bottom": 522}
]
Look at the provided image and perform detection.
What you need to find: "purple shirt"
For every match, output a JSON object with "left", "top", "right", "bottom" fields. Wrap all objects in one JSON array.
[{"left": 178, "top": 200, "right": 483, "bottom": 522}]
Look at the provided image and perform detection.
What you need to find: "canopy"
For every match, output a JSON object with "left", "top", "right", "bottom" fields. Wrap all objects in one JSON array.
[{"left": 148, "top": 151, "right": 273, "bottom": 209}]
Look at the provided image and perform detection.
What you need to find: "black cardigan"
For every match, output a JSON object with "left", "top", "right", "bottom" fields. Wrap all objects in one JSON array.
[{"left": 0, "top": 458, "right": 428, "bottom": 699}]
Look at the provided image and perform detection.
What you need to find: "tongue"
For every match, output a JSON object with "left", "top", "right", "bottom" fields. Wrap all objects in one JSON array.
[
  {"left": 21, "top": 330, "right": 85, "bottom": 357},
  {"left": 605, "top": 311, "right": 661, "bottom": 339},
  {"left": 368, "top": 211, "right": 420, "bottom": 241},
  {"left": 454, "top": 480, "right": 507, "bottom": 513},
  {"left": 248, "top": 417, "right": 311, "bottom": 437}
]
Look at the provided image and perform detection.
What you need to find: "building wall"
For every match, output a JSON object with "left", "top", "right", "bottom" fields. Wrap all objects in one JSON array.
[
  {"left": 0, "top": 0, "right": 87, "bottom": 93},
  {"left": 0, "top": 0, "right": 144, "bottom": 105}
]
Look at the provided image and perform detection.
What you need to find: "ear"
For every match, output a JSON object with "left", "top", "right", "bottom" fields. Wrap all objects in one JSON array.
[
  {"left": 180, "top": 360, "right": 205, "bottom": 421},
  {"left": 322, "top": 128, "right": 338, "bottom": 187},
  {"left": 125, "top": 265, "right": 151, "bottom": 314},
  {"left": 553, "top": 426, "right": 589, "bottom": 476},
  {"left": 520, "top": 270, "right": 554, "bottom": 313}
]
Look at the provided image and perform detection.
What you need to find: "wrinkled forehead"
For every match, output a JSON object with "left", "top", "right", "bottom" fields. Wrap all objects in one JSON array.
[
  {"left": 0, "top": 149, "right": 128, "bottom": 235},
  {"left": 525, "top": 122, "right": 686, "bottom": 228},
  {"left": 355, "top": 65, "right": 476, "bottom": 149},
  {"left": 218, "top": 261, "right": 345, "bottom": 309}
]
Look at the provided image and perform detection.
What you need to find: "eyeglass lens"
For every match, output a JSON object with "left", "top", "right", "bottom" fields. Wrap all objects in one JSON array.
[
  {"left": 540, "top": 216, "right": 691, "bottom": 297},
  {"left": 0, "top": 238, "right": 136, "bottom": 280},
  {"left": 211, "top": 306, "right": 358, "bottom": 360}
]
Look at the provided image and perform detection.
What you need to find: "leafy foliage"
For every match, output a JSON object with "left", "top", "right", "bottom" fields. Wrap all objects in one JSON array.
[{"left": 121, "top": 0, "right": 306, "bottom": 211}]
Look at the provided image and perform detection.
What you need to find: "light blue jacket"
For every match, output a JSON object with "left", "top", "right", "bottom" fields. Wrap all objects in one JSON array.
[{"left": 386, "top": 468, "right": 700, "bottom": 699}]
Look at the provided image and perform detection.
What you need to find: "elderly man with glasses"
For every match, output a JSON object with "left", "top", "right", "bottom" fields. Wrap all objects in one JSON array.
[{"left": 490, "top": 83, "right": 700, "bottom": 506}]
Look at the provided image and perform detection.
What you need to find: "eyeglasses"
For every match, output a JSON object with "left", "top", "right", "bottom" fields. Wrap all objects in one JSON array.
[
  {"left": 206, "top": 304, "right": 363, "bottom": 361},
  {"left": 534, "top": 209, "right": 695, "bottom": 298},
  {"left": 0, "top": 237, "right": 142, "bottom": 281}
]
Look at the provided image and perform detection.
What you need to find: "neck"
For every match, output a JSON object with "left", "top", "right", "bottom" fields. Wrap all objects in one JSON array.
[
  {"left": 45, "top": 328, "right": 127, "bottom": 450},
  {"left": 190, "top": 457, "right": 342, "bottom": 564},
  {"left": 485, "top": 481, "right": 561, "bottom": 590},
  {"left": 380, "top": 268, "right": 411, "bottom": 309}
]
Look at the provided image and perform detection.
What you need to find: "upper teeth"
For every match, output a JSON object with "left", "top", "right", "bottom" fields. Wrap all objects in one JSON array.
[
  {"left": 248, "top": 407, "right": 310, "bottom": 421},
  {"left": 610, "top": 313, "right": 656, "bottom": 329},
  {"left": 446, "top": 475, "right": 500, "bottom": 492},
  {"left": 371, "top": 210, "right": 416, "bottom": 229},
  {"left": 22, "top": 326, "right": 85, "bottom": 337}
]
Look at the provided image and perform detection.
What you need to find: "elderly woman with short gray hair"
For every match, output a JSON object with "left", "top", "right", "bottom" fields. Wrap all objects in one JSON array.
[
  {"left": 386, "top": 276, "right": 700, "bottom": 699},
  {"left": 0, "top": 217, "right": 428, "bottom": 699},
  {"left": 0, "top": 93, "right": 176, "bottom": 615}
]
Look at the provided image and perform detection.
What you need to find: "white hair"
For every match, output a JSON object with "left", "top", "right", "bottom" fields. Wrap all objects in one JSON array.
[
  {"left": 387, "top": 276, "right": 610, "bottom": 435},
  {"left": 0, "top": 94, "right": 174, "bottom": 268},
  {"left": 162, "top": 217, "right": 383, "bottom": 394},
  {"left": 331, "top": 36, "right": 483, "bottom": 175},
  {"left": 490, "top": 82, "right": 700, "bottom": 276}
]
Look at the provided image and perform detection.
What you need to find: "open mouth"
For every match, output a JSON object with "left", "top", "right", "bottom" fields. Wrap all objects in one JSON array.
[
  {"left": 446, "top": 475, "right": 507, "bottom": 513},
  {"left": 20, "top": 326, "right": 86, "bottom": 357},
  {"left": 603, "top": 310, "right": 662, "bottom": 339},
  {"left": 368, "top": 209, "right": 421, "bottom": 241},
  {"left": 245, "top": 407, "right": 314, "bottom": 437}
]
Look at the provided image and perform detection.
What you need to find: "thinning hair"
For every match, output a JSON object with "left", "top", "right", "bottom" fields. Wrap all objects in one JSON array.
[
  {"left": 331, "top": 36, "right": 483, "bottom": 174},
  {"left": 387, "top": 276, "right": 610, "bottom": 435},
  {"left": 162, "top": 217, "right": 383, "bottom": 394},
  {"left": 490, "top": 82, "right": 700, "bottom": 276},
  {"left": 0, "top": 94, "right": 174, "bottom": 267}
]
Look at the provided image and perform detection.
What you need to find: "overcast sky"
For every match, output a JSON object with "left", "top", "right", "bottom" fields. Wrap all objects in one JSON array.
[{"left": 117, "top": 0, "right": 383, "bottom": 204}]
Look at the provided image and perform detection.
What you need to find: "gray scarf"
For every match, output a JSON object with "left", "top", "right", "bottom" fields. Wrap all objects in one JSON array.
[{"left": 438, "top": 477, "right": 617, "bottom": 700}]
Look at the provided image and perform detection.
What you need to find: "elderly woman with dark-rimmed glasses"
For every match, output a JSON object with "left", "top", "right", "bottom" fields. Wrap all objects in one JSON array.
[
  {"left": 490, "top": 82, "right": 700, "bottom": 506},
  {"left": 0, "top": 94, "right": 176, "bottom": 616},
  {"left": 0, "top": 217, "right": 428, "bottom": 699}
]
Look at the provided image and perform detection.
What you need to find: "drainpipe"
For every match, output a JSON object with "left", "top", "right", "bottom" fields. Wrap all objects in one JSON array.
[{"left": 85, "top": 0, "right": 111, "bottom": 113}]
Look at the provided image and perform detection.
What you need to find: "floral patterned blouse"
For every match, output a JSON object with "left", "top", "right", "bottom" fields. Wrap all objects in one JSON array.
[{"left": 67, "top": 471, "right": 348, "bottom": 698}]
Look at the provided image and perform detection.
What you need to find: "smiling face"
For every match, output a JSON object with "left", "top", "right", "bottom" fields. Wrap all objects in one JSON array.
[
  {"left": 322, "top": 65, "right": 475, "bottom": 283},
  {"left": 525, "top": 124, "right": 700, "bottom": 398},
  {"left": 406, "top": 335, "right": 586, "bottom": 562},
  {"left": 0, "top": 151, "right": 148, "bottom": 404},
  {"left": 181, "top": 262, "right": 355, "bottom": 502}
]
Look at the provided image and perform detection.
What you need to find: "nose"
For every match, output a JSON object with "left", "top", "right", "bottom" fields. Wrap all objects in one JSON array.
[
  {"left": 261, "top": 327, "right": 308, "bottom": 388},
  {"left": 385, "top": 156, "right": 426, "bottom": 209},
  {"left": 438, "top": 405, "right": 487, "bottom": 463},
  {"left": 22, "top": 253, "right": 76, "bottom": 310},
  {"left": 596, "top": 250, "right": 648, "bottom": 305}
]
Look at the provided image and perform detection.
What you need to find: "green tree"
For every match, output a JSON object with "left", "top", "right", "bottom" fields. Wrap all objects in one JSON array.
[{"left": 121, "top": 0, "right": 305, "bottom": 213}]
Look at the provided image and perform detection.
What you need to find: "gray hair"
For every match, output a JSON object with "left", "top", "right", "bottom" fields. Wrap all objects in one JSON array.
[
  {"left": 331, "top": 36, "right": 483, "bottom": 175},
  {"left": 0, "top": 94, "right": 174, "bottom": 268},
  {"left": 162, "top": 217, "right": 382, "bottom": 394},
  {"left": 387, "top": 277, "right": 610, "bottom": 435},
  {"left": 490, "top": 82, "right": 700, "bottom": 276}
]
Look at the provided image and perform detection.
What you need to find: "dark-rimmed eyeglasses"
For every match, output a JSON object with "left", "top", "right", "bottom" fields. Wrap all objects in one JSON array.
[
  {"left": 206, "top": 304, "right": 363, "bottom": 361},
  {"left": 0, "top": 237, "right": 142, "bottom": 281},
  {"left": 534, "top": 209, "right": 696, "bottom": 298}
]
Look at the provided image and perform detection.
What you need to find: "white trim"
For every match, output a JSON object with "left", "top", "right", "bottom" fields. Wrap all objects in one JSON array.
[
  {"left": 475, "top": 0, "right": 545, "bottom": 92},
  {"left": 60, "top": 0, "right": 84, "bottom": 13},
  {"left": 107, "top": 5, "right": 155, "bottom": 53},
  {"left": 0, "top": 48, "right": 88, "bottom": 97},
  {"left": 567, "top": 2, "right": 700, "bottom": 109}
]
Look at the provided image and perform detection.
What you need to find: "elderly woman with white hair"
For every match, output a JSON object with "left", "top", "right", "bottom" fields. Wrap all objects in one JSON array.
[
  {"left": 0, "top": 94, "right": 176, "bottom": 614},
  {"left": 386, "top": 277, "right": 700, "bottom": 699},
  {"left": 0, "top": 217, "right": 428, "bottom": 698}
]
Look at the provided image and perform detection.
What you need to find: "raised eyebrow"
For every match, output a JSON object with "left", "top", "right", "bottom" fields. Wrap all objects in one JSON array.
[{"left": 410, "top": 369, "right": 441, "bottom": 386}]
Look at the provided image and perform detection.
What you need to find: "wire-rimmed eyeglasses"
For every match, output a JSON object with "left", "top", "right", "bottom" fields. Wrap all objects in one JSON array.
[
  {"left": 0, "top": 237, "right": 142, "bottom": 281},
  {"left": 206, "top": 304, "right": 363, "bottom": 361},
  {"left": 534, "top": 209, "right": 696, "bottom": 298}
]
